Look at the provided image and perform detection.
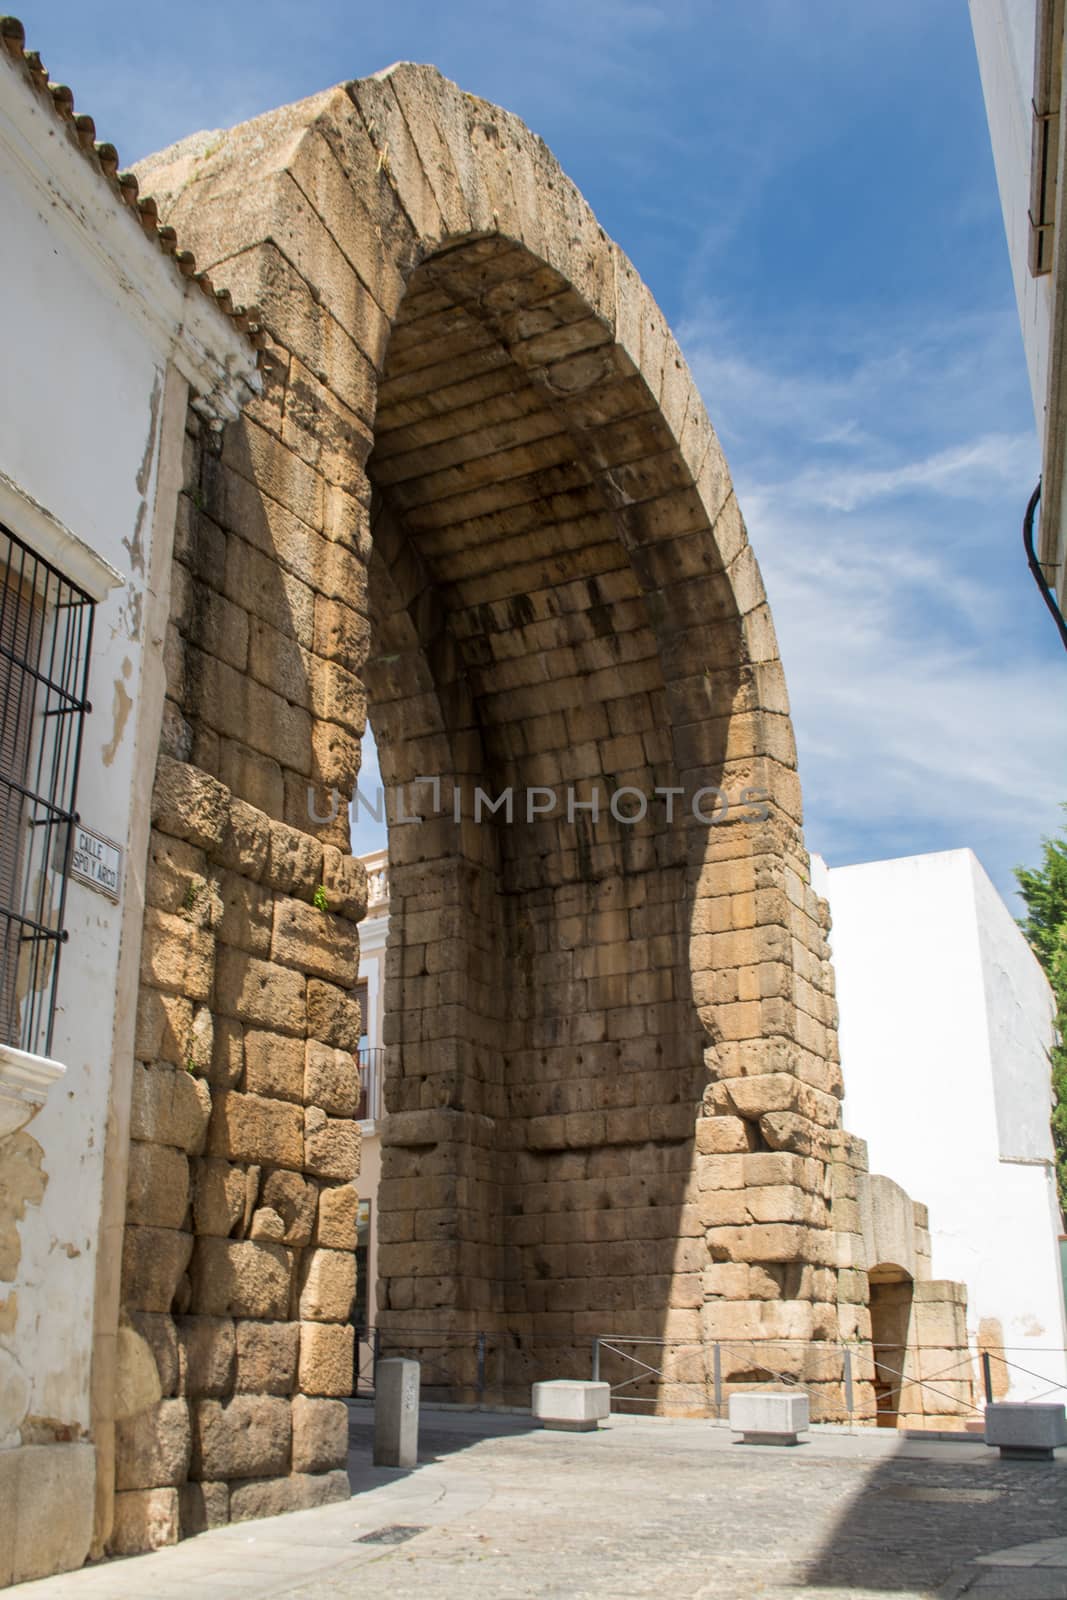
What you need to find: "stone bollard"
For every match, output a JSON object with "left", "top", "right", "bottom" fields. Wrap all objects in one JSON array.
[
  {"left": 374, "top": 1359, "right": 420, "bottom": 1467},
  {"left": 984, "top": 1402, "right": 1067, "bottom": 1460}
]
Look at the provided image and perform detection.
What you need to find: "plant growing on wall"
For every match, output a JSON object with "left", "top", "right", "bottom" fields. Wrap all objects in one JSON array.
[{"left": 1016, "top": 811, "right": 1067, "bottom": 1216}]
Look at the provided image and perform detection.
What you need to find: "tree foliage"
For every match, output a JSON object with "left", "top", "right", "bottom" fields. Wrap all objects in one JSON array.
[{"left": 1015, "top": 812, "right": 1067, "bottom": 1215}]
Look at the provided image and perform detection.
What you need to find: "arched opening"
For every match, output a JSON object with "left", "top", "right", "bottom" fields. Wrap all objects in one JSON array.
[
  {"left": 868, "top": 1265, "right": 915, "bottom": 1428},
  {"left": 361, "top": 235, "right": 730, "bottom": 1401}
]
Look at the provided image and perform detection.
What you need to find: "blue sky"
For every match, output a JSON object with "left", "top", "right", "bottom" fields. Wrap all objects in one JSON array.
[{"left": 21, "top": 0, "right": 1067, "bottom": 902}]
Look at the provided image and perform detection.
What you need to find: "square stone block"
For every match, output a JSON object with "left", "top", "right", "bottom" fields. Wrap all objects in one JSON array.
[
  {"left": 531, "top": 1379, "right": 610, "bottom": 1432},
  {"left": 984, "top": 1402, "right": 1067, "bottom": 1459},
  {"left": 728, "top": 1391, "right": 810, "bottom": 1444}
]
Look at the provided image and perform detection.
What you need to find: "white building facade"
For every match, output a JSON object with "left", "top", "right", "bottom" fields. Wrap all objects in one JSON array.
[
  {"left": 0, "top": 27, "right": 258, "bottom": 1583},
  {"left": 970, "top": 0, "right": 1067, "bottom": 619},
  {"left": 815, "top": 847, "right": 1067, "bottom": 1405}
]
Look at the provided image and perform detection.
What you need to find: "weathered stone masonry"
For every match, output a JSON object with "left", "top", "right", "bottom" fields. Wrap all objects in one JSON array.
[{"left": 104, "top": 64, "right": 973, "bottom": 1552}]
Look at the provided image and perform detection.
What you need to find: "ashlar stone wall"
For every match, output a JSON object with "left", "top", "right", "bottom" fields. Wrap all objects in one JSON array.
[{"left": 102, "top": 62, "right": 975, "bottom": 1552}]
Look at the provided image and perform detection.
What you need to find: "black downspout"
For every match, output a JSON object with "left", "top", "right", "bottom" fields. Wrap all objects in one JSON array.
[{"left": 1023, "top": 479, "right": 1067, "bottom": 653}]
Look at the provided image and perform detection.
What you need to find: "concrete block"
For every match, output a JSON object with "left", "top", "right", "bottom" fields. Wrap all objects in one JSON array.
[
  {"left": 374, "top": 1358, "right": 419, "bottom": 1467},
  {"left": 984, "top": 1402, "right": 1067, "bottom": 1460},
  {"left": 728, "top": 1391, "right": 810, "bottom": 1444},
  {"left": 531, "top": 1379, "right": 610, "bottom": 1432}
]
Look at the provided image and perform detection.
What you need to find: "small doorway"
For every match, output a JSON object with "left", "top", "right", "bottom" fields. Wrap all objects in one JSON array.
[{"left": 869, "top": 1267, "right": 914, "bottom": 1428}]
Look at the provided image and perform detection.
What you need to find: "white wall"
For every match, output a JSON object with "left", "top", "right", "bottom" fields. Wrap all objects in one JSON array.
[
  {"left": 969, "top": 0, "right": 1052, "bottom": 432},
  {"left": 0, "top": 50, "right": 255, "bottom": 1471},
  {"left": 821, "top": 846, "right": 1067, "bottom": 1403}
]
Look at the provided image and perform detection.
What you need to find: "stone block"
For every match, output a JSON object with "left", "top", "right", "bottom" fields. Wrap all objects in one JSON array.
[
  {"left": 298, "top": 1321, "right": 354, "bottom": 1396},
  {"left": 315, "top": 1183, "right": 358, "bottom": 1249},
  {"left": 228, "top": 1469, "right": 349, "bottom": 1522},
  {"left": 236, "top": 1320, "right": 301, "bottom": 1394},
  {"left": 217, "top": 797, "right": 271, "bottom": 879},
  {"left": 209, "top": 1017, "right": 244, "bottom": 1087},
  {"left": 192, "top": 1237, "right": 292, "bottom": 1320},
  {"left": 122, "top": 1227, "right": 194, "bottom": 1315},
  {"left": 129, "top": 1062, "right": 212, "bottom": 1153},
  {"left": 262, "top": 1169, "right": 319, "bottom": 1245},
  {"left": 291, "top": 1394, "right": 349, "bottom": 1472},
  {"left": 244, "top": 1029, "right": 305, "bottom": 1102},
  {"left": 179, "top": 1480, "right": 230, "bottom": 1536},
  {"left": 134, "top": 988, "right": 193, "bottom": 1066},
  {"left": 208, "top": 1090, "right": 304, "bottom": 1168},
  {"left": 984, "top": 1402, "right": 1067, "bottom": 1460},
  {"left": 0, "top": 1441, "right": 95, "bottom": 1583},
  {"left": 251, "top": 1206, "right": 286, "bottom": 1240},
  {"left": 305, "top": 1107, "right": 361, "bottom": 1179},
  {"left": 307, "top": 979, "right": 361, "bottom": 1050},
  {"left": 266, "top": 820, "right": 323, "bottom": 896},
  {"left": 114, "top": 1322, "right": 164, "bottom": 1419},
  {"left": 298, "top": 1247, "right": 356, "bottom": 1322},
  {"left": 125, "top": 1313, "right": 180, "bottom": 1400},
  {"left": 531, "top": 1379, "right": 610, "bottom": 1432},
  {"left": 192, "top": 1395, "right": 292, "bottom": 1480},
  {"left": 178, "top": 1316, "right": 236, "bottom": 1397},
  {"left": 152, "top": 756, "right": 228, "bottom": 851},
  {"left": 217, "top": 871, "right": 273, "bottom": 956},
  {"left": 374, "top": 1359, "right": 419, "bottom": 1466},
  {"left": 115, "top": 1399, "right": 192, "bottom": 1490},
  {"left": 192, "top": 1158, "right": 246, "bottom": 1237},
  {"left": 110, "top": 1487, "right": 179, "bottom": 1555},
  {"left": 126, "top": 1142, "right": 190, "bottom": 1229},
  {"left": 305, "top": 1041, "right": 359, "bottom": 1116},
  {"left": 695, "top": 1116, "right": 754, "bottom": 1154},
  {"left": 214, "top": 947, "right": 306, "bottom": 1033},
  {"left": 320, "top": 846, "right": 368, "bottom": 920},
  {"left": 272, "top": 896, "right": 360, "bottom": 985},
  {"left": 140, "top": 907, "right": 215, "bottom": 1001},
  {"left": 728, "top": 1392, "right": 810, "bottom": 1444}
]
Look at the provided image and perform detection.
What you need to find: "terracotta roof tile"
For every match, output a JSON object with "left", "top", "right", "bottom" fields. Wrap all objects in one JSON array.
[{"left": 0, "top": 15, "right": 267, "bottom": 364}]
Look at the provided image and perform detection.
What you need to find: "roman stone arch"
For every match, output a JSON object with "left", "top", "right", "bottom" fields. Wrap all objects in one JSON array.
[{"left": 105, "top": 63, "right": 886, "bottom": 1551}]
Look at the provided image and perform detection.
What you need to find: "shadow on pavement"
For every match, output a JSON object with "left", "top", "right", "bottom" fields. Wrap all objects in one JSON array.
[{"left": 800, "top": 1438, "right": 1066, "bottom": 1594}]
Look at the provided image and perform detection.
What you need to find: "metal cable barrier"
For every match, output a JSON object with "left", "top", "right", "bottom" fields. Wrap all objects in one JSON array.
[{"left": 352, "top": 1327, "right": 1067, "bottom": 1427}]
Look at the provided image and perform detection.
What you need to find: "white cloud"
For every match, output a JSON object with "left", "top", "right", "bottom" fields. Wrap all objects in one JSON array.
[{"left": 677, "top": 298, "right": 1064, "bottom": 901}]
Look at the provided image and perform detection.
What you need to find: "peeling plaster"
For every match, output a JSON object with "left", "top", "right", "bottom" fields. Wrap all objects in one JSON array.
[
  {"left": 122, "top": 370, "right": 163, "bottom": 575},
  {"left": 0, "top": 1132, "right": 47, "bottom": 1281},
  {"left": 101, "top": 659, "right": 134, "bottom": 767}
]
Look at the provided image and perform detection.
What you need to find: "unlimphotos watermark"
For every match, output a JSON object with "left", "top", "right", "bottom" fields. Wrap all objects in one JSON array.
[{"left": 307, "top": 778, "right": 770, "bottom": 828}]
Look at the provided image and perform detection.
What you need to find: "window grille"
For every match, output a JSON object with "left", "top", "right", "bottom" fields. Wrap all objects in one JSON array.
[{"left": 0, "top": 521, "right": 94, "bottom": 1057}]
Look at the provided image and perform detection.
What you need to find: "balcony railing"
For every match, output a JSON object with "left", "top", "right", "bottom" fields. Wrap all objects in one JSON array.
[
  {"left": 357, "top": 1045, "right": 384, "bottom": 1122},
  {"left": 365, "top": 861, "right": 389, "bottom": 909}
]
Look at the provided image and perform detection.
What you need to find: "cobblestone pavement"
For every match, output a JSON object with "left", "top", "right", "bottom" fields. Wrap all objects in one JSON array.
[{"left": 16, "top": 1410, "right": 1067, "bottom": 1600}]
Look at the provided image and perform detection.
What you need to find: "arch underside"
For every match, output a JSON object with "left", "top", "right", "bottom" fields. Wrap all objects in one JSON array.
[{"left": 366, "top": 235, "right": 779, "bottom": 1393}]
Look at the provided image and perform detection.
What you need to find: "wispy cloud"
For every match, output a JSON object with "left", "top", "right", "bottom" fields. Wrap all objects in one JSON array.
[{"left": 679, "top": 297, "right": 1063, "bottom": 903}]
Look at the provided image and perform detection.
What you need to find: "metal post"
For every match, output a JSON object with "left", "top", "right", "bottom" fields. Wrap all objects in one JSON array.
[
  {"left": 476, "top": 1330, "right": 487, "bottom": 1404},
  {"left": 372, "top": 1325, "right": 382, "bottom": 1384},
  {"left": 713, "top": 1342, "right": 722, "bottom": 1415},
  {"left": 843, "top": 1347, "right": 854, "bottom": 1423},
  {"left": 982, "top": 1350, "right": 993, "bottom": 1405},
  {"left": 591, "top": 1337, "right": 600, "bottom": 1382}
]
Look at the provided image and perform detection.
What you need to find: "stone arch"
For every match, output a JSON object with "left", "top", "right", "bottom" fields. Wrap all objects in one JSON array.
[{"left": 108, "top": 63, "right": 851, "bottom": 1549}]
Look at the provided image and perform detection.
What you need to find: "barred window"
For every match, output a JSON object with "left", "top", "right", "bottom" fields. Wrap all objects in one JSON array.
[{"left": 0, "top": 523, "right": 94, "bottom": 1056}]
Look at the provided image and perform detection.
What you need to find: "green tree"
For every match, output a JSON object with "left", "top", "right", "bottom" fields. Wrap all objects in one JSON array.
[{"left": 1015, "top": 811, "right": 1067, "bottom": 1214}]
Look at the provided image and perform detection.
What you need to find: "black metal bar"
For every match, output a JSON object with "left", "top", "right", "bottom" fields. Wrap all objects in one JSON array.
[
  {"left": 591, "top": 1337, "right": 600, "bottom": 1382},
  {"left": 982, "top": 1351, "right": 994, "bottom": 1405},
  {"left": 0, "top": 520, "right": 94, "bottom": 1056}
]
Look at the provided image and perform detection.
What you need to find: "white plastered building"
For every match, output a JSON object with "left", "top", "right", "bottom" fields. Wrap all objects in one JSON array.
[
  {"left": 813, "top": 847, "right": 1067, "bottom": 1406},
  {"left": 0, "top": 25, "right": 259, "bottom": 1583}
]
